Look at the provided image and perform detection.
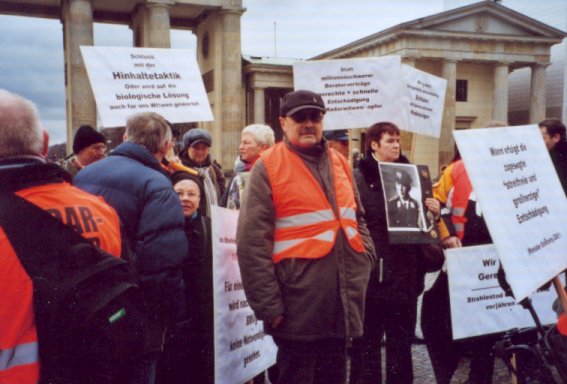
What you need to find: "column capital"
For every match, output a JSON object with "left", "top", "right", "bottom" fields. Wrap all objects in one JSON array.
[
  {"left": 532, "top": 62, "right": 551, "bottom": 69},
  {"left": 220, "top": 7, "right": 246, "bottom": 16},
  {"left": 145, "top": 0, "right": 174, "bottom": 7}
]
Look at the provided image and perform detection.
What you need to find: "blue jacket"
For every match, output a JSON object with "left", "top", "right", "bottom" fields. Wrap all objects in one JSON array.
[{"left": 74, "top": 141, "right": 187, "bottom": 328}]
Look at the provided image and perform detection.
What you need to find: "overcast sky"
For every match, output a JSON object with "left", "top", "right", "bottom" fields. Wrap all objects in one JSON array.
[{"left": 0, "top": 1, "right": 445, "bottom": 145}]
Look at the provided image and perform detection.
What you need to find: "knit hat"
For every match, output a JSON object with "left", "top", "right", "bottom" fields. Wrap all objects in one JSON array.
[
  {"left": 182, "top": 128, "right": 212, "bottom": 150},
  {"left": 72, "top": 125, "right": 106, "bottom": 154}
]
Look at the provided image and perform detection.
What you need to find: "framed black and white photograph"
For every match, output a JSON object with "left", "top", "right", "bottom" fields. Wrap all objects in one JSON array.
[{"left": 379, "top": 162, "right": 439, "bottom": 244}]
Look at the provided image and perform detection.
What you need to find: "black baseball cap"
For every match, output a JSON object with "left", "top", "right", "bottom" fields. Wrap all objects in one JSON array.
[{"left": 280, "top": 90, "right": 326, "bottom": 117}]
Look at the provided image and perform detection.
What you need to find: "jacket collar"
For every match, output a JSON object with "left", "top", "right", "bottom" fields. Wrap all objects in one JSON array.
[
  {"left": 0, "top": 159, "right": 71, "bottom": 193},
  {"left": 111, "top": 141, "right": 163, "bottom": 173}
]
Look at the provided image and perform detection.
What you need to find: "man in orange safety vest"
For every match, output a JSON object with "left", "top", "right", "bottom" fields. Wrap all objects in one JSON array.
[{"left": 236, "top": 89, "right": 376, "bottom": 384}]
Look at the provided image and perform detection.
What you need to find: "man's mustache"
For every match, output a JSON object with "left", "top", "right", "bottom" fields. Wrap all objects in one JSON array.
[{"left": 300, "top": 128, "right": 316, "bottom": 135}]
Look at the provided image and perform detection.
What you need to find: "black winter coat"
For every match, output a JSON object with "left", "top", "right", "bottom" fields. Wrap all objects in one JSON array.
[{"left": 354, "top": 154, "right": 429, "bottom": 304}]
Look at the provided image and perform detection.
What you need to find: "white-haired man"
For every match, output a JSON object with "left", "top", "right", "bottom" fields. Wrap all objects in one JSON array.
[
  {"left": 74, "top": 112, "right": 187, "bottom": 384},
  {"left": 0, "top": 89, "right": 122, "bottom": 383}
]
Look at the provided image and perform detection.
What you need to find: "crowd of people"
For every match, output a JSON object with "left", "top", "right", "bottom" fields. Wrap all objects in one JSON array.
[{"left": 1, "top": 86, "right": 566, "bottom": 384}]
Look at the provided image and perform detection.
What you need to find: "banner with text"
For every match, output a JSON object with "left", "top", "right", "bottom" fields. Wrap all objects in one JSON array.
[
  {"left": 211, "top": 206, "right": 277, "bottom": 384},
  {"left": 81, "top": 46, "right": 213, "bottom": 128},
  {"left": 454, "top": 125, "right": 567, "bottom": 301},
  {"left": 293, "top": 56, "right": 403, "bottom": 131},
  {"left": 447, "top": 244, "right": 558, "bottom": 339},
  {"left": 401, "top": 65, "right": 446, "bottom": 138}
]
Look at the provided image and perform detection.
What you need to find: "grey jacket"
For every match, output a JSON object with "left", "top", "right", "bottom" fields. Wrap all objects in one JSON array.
[{"left": 236, "top": 140, "right": 376, "bottom": 341}]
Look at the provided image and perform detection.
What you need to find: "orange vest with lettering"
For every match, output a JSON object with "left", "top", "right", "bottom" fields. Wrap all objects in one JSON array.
[
  {"left": 261, "top": 143, "right": 365, "bottom": 263},
  {"left": 0, "top": 182, "right": 121, "bottom": 384}
]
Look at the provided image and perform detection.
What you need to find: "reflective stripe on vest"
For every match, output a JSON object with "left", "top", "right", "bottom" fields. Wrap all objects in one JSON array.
[
  {"left": 262, "top": 143, "right": 365, "bottom": 263},
  {"left": 0, "top": 342, "right": 39, "bottom": 371},
  {"left": 450, "top": 160, "right": 473, "bottom": 240}
]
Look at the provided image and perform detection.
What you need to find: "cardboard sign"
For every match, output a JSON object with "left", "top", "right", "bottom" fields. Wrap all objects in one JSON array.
[
  {"left": 401, "top": 65, "right": 446, "bottom": 138},
  {"left": 454, "top": 125, "right": 567, "bottom": 301},
  {"left": 293, "top": 56, "right": 403, "bottom": 131},
  {"left": 211, "top": 206, "right": 277, "bottom": 384},
  {"left": 379, "top": 162, "right": 438, "bottom": 244},
  {"left": 80, "top": 46, "right": 213, "bottom": 128},
  {"left": 447, "top": 245, "right": 558, "bottom": 339}
]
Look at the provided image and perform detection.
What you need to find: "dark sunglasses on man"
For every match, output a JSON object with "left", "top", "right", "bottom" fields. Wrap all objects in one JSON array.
[{"left": 290, "top": 109, "right": 324, "bottom": 123}]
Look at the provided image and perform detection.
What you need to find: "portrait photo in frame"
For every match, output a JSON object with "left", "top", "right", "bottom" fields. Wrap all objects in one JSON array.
[{"left": 378, "top": 162, "right": 439, "bottom": 244}]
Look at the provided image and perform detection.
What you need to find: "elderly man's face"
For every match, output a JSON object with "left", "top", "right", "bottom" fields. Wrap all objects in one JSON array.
[
  {"left": 279, "top": 109, "right": 324, "bottom": 148},
  {"left": 78, "top": 142, "right": 106, "bottom": 166}
]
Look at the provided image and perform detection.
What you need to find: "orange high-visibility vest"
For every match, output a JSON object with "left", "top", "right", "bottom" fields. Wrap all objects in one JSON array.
[
  {"left": 261, "top": 143, "right": 365, "bottom": 263},
  {"left": 450, "top": 160, "right": 473, "bottom": 240},
  {"left": 0, "top": 182, "right": 121, "bottom": 384}
]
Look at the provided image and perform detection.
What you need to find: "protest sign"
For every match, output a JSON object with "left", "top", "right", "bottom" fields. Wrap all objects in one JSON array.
[
  {"left": 293, "top": 56, "right": 402, "bottom": 131},
  {"left": 211, "top": 206, "right": 277, "bottom": 384},
  {"left": 80, "top": 46, "right": 213, "bottom": 127},
  {"left": 401, "top": 65, "right": 446, "bottom": 138},
  {"left": 454, "top": 125, "right": 567, "bottom": 301},
  {"left": 447, "top": 244, "right": 559, "bottom": 339}
]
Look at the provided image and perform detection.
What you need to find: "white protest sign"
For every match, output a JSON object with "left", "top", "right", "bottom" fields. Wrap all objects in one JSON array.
[
  {"left": 293, "top": 56, "right": 403, "bottom": 131},
  {"left": 80, "top": 46, "right": 213, "bottom": 128},
  {"left": 454, "top": 125, "right": 567, "bottom": 301},
  {"left": 447, "top": 245, "right": 558, "bottom": 339},
  {"left": 211, "top": 206, "right": 277, "bottom": 384},
  {"left": 401, "top": 65, "right": 446, "bottom": 138}
]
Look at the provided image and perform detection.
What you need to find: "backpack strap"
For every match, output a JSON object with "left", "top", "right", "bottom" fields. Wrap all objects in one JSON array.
[{"left": 0, "top": 193, "right": 92, "bottom": 278}]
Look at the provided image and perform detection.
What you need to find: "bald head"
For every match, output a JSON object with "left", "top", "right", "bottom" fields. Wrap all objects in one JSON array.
[{"left": 0, "top": 89, "right": 44, "bottom": 158}]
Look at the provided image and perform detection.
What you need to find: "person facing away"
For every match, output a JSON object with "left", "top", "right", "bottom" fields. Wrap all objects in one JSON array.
[
  {"left": 74, "top": 112, "right": 187, "bottom": 384},
  {"left": 178, "top": 128, "right": 226, "bottom": 215},
  {"left": 0, "top": 89, "right": 122, "bottom": 383},
  {"left": 221, "top": 123, "right": 275, "bottom": 210},
  {"left": 236, "top": 89, "right": 376, "bottom": 384},
  {"left": 539, "top": 118, "right": 567, "bottom": 195},
  {"left": 156, "top": 171, "right": 214, "bottom": 384},
  {"left": 62, "top": 124, "right": 107, "bottom": 178},
  {"left": 350, "top": 121, "right": 440, "bottom": 384}
]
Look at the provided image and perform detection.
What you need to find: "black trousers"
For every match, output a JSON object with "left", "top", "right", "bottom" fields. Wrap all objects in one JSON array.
[
  {"left": 350, "top": 297, "right": 417, "bottom": 384},
  {"left": 272, "top": 337, "right": 347, "bottom": 384},
  {"left": 421, "top": 272, "right": 496, "bottom": 384}
]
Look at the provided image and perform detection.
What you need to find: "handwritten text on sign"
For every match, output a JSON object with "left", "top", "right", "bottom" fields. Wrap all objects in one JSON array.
[
  {"left": 212, "top": 206, "right": 277, "bottom": 384},
  {"left": 454, "top": 125, "right": 567, "bottom": 301}
]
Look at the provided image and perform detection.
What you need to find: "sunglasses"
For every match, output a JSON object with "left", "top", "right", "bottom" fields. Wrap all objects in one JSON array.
[{"left": 290, "top": 110, "right": 323, "bottom": 123}]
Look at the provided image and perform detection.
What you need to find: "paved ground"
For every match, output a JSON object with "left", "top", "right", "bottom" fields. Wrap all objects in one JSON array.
[{"left": 410, "top": 342, "right": 512, "bottom": 383}]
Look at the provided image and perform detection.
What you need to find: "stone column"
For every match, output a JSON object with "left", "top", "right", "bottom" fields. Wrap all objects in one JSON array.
[
  {"left": 529, "top": 63, "right": 548, "bottom": 124},
  {"left": 62, "top": 0, "right": 95, "bottom": 154},
  {"left": 218, "top": 8, "right": 244, "bottom": 170},
  {"left": 439, "top": 60, "right": 457, "bottom": 170},
  {"left": 132, "top": 0, "right": 173, "bottom": 48},
  {"left": 253, "top": 87, "right": 265, "bottom": 123},
  {"left": 492, "top": 62, "right": 509, "bottom": 123}
]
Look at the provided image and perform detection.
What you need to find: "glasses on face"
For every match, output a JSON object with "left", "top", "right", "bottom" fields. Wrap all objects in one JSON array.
[{"left": 290, "top": 110, "right": 323, "bottom": 123}]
